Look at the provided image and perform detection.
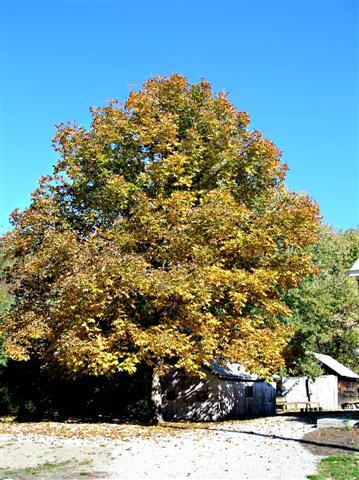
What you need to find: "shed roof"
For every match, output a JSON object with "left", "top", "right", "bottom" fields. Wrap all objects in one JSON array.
[
  {"left": 314, "top": 353, "right": 359, "bottom": 379},
  {"left": 206, "top": 361, "right": 260, "bottom": 381},
  {"left": 348, "top": 258, "right": 359, "bottom": 278}
]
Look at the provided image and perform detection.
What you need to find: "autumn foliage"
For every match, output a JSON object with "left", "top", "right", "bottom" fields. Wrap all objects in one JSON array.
[{"left": 1, "top": 75, "right": 320, "bottom": 378}]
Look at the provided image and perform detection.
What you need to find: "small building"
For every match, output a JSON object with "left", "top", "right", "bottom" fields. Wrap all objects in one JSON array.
[
  {"left": 313, "top": 353, "right": 359, "bottom": 408},
  {"left": 348, "top": 258, "right": 359, "bottom": 285},
  {"left": 279, "top": 353, "right": 359, "bottom": 411},
  {"left": 160, "top": 361, "right": 276, "bottom": 421}
]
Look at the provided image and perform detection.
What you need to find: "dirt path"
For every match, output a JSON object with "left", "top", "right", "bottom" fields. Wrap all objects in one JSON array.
[{"left": 1, "top": 416, "right": 354, "bottom": 480}]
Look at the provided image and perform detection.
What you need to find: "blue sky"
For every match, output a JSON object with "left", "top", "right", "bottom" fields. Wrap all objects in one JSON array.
[{"left": 1, "top": 0, "right": 358, "bottom": 233}]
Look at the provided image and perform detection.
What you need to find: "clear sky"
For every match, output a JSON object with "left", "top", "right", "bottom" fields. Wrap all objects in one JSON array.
[{"left": 1, "top": 0, "right": 358, "bottom": 233}]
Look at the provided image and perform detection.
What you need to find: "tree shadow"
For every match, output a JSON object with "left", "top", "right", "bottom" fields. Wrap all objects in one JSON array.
[
  {"left": 277, "top": 411, "right": 359, "bottom": 426},
  {"left": 161, "top": 420, "right": 359, "bottom": 454}
]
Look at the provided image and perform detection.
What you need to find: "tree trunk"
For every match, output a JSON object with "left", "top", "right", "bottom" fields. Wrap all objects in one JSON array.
[{"left": 151, "top": 366, "right": 164, "bottom": 424}]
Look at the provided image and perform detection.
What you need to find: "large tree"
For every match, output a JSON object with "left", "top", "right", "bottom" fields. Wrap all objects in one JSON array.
[{"left": 1, "top": 75, "right": 320, "bottom": 379}]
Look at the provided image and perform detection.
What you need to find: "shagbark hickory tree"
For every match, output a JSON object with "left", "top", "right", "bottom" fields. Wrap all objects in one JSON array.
[{"left": 2, "top": 75, "right": 320, "bottom": 379}]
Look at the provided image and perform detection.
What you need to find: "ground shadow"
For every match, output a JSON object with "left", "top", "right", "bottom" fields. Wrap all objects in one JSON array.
[
  {"left": 277, "top": 410, "right": 359, "bottom": 426},
  {"left": 161, "top": 416, "right": 359, "bottom": 454}
]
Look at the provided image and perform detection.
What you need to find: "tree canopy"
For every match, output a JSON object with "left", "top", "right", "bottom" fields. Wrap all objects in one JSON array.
[{"left": 1, "top": 75, "right": 320, "bottom": 378}]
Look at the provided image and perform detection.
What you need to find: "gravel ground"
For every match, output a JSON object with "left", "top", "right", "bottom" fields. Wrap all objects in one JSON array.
[
  {"left": 105, "top": 416, "right": 320, "bottom": 480},
  {"left": 0, "top": 416, "right": 327, "bottom": 480}
]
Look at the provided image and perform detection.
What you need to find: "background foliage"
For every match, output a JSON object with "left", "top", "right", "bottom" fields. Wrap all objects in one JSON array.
[{"left": 283, "top": 227, "right": 359, "bottom": 376}]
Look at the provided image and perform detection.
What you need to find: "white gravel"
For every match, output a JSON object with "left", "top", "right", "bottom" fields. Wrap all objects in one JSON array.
[
  {"left": 1, "top": 416, "right": 320, "bottom": 480},
  {"left": 106, "top": 416, "right": 319, "bottom": 480}
]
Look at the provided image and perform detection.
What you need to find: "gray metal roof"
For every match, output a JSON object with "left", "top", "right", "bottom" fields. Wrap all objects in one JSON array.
[
  {"left": 348, "top": 258, "right": 359, "bottom": 278},
  {"left": 206, "top": 361, "right": 260, "bottom": 381},
  {"left": 314, "top": 353, "right": 359, "bottom": 379}
]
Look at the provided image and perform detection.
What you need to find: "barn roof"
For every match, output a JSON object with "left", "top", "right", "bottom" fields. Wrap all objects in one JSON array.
[
  {"left": 314, "top": 353, "right": 359, "bottom": 379},
  {"left": 206, "top": 361, "right": 260, "bottom": 381},
  {"left": 348, "top": 258, "right": 359, "bottom": 278}
]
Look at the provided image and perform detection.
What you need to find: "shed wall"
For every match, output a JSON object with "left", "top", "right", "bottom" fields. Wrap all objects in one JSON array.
[
  {"left": 161, "top": 370, "right": 275, "bottom": 421},
  {"left": 338, "top": 378, "right": 358, "bottom": 406},
  {"left": 281, "top": 375, "right": 338, "bottom": 410},
  {"left": 228, "top": 380, "right": 276, "bottom": 417}
]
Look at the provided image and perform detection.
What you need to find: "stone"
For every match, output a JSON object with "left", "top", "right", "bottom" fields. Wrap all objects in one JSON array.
[{"left": 317, "top": 418, "right": 358, "bottom": 428}]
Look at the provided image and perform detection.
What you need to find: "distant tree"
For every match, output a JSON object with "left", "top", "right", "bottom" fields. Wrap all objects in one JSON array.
[
  {"left": 283, "top": 227, "right": 359, "bottom": 376},
  {"left": 1, "top": 75, "right": 320, "bottom": 381}
]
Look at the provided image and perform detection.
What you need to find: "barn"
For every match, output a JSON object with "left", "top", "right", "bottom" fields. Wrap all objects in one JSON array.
[{"left": 160, "top": 361, "right": 276, "bottom": 421}]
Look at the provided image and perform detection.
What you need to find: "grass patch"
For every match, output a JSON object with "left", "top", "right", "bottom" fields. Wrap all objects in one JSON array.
[
  {"left": 0, "top": 458, "right": 103, "bottom": 479},
  {"left": 308, "top": 454, "right": 359, "bottom": 480},
  {"left": 24, "top": 461, "right": 62, "bottom": 474},
  {"left": 0, "top": 442, "right": 15, "bottom": 448},
  {"left": 0, "top": 461, "right": 71, "bottom": 479}
]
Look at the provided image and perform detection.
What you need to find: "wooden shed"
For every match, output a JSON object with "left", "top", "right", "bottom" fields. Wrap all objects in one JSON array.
[
  {"left": 313, "top": 353, "right": 359, "bottom": 408},
  {"left": 160, "top": 361, "right": 276, "bottom": 421},
  {"left": 279, "top": 353, "right": 359, "bottom": 411}
]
